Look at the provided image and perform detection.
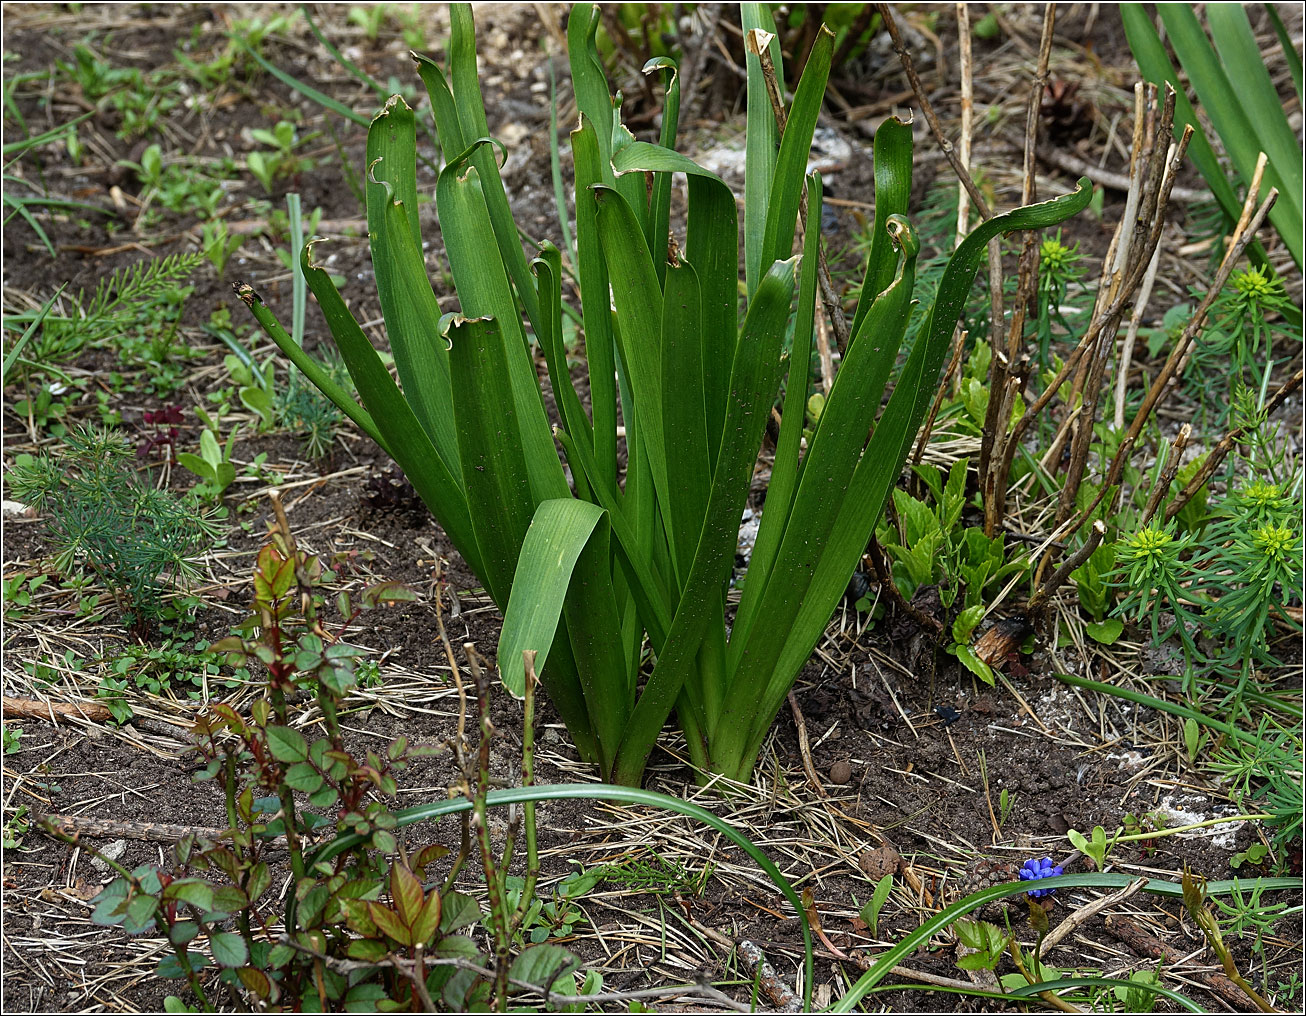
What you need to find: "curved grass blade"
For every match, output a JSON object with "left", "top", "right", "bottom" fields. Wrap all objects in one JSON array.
[
  {"left": 1006, "top": 977, "right": 1205, "bottom": 1012},
  {"left": 304, "top": 781, "right": 815, "bottom": 1010},
  {"left": 3, "top": 282, "right": 67, "bottom": 381},
  {"left": 827, "top": 871, "right": 1299, "bottom": 1011},
  {"left": 643, "top": 56, "right": 681, "bottom": 286}
]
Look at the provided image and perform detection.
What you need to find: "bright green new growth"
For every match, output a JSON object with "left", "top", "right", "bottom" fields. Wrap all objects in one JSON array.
[{"left": 244, "top": 3, "right": 1090, "bottom": 785}]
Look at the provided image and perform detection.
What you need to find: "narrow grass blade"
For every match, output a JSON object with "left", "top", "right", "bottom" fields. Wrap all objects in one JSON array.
[
  {"left": 827, "top": 871, "right": 1298, "bottom": 1011},
  {"left": 547, "top": 56, "right": 576, "bottom": 265},
  {"left": 286, "top": 193, "right": 305, "bottom": 345},
  {"left": 1266, "top": 4, "right": 1303, "bottom": 101},
  {"left": 304, "top": 781, "right": 816, "bottom": 1009},
  {"left": 234, "top": 37, "right": 370, "bottom": 127},
  {"left": 2, "top": 282, "right": 66, "bottom": 381},
  {"left": 1005, "top": 977, "right": 1205, "bottom": 1011}
]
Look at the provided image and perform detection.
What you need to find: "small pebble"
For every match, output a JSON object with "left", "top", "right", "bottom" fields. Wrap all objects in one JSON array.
[
  {"left": 89, "top": 839, "right": 127, "bottom": 872},
  {"left": 829, "top": 760, "right": 852, "bottom": 785}
]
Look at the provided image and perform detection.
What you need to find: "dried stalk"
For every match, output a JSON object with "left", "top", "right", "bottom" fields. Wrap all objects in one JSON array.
[
  {"left": 1027, "top": 519, "right": 1106, "bottom": 619},
  {"left": 1139, "top": 423, "right": 1191, "bottom": 526}
]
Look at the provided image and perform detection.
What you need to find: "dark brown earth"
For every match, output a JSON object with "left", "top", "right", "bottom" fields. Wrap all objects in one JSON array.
[{"left": 3, "top": 4, "right": 1301, "bottom": 1013}]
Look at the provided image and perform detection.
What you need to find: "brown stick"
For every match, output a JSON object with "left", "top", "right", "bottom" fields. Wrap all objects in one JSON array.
[
  {"left": 878, "top": 3, "right": 991, "bottom": 220},
  {"left": 787, "top": 691, "right": 829, "bottom": 799},
  {"left": 1104, "top": 915, "right": 1251, "bottom": 1011},
  {"left": 1027, "top": 520, "right": 1106, "bottom": 619},
  {"left": 37, "top": 811, "right": 287, "bottom": 847},
  {"left": 4, "top": 696, "right": 114, "bottom": 723}
]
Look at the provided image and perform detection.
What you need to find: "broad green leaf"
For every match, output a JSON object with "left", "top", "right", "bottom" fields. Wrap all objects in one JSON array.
[
  {"left": 209, "top": 931, "right": 249, "bottom": 968},
  {"left": 851, "top": 117, "right": 914, "bottom": 341},
  {"left": 445, "top": 315, "right": 535, "bottom": 608},
  {"left": 437, "top": 149, "right": 568, "bottom": 507},
  {"left": 266, "top": 726, "right": 308, "bottom": 763}
]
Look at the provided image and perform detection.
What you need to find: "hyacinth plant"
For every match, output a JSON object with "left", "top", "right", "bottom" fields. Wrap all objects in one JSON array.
[{"left": 241, "top": 3, "right": 1090, "bottom": 785}]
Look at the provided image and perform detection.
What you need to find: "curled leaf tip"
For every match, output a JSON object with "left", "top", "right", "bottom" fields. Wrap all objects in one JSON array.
[
  {"left": 233, "top": 282, "right": 259, "bottom": 306},
  {"left": 745, "top": 28, "right": 776, "bottom": 57},
  {"left": 303, "top": 237, "right": 330, "bottom": 270}
]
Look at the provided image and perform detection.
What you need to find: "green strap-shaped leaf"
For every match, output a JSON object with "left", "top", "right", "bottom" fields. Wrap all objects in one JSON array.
[
  {"left": 850, "top": 116, "right": 914, "bottom": 341},
  {"left": 593, "top": 183, "right": 672, "bottom": 527},
  {"left": 741, "top": 3, "right": 781, "bottom": 297},
  {"left": 437, "top": 150, "right": 569, "bottom": 507},
  {"left": 610, "top": 142, "right": 738, "bottom": 466},
  {"left": 571, "top": 117, "right": 619, "bottom": 491},
  {"left": 1201, "top": 5, "right": 1303, "bottom": 267},
  {"left": 733, "top": 173, "right": 824, "bottom": 654},
  {"left": 238, "top": 287, "right": 381, "bottom": 450},
  {"left": 365, "top": 98, "right": 461, "bottom": 475},
  {"left": 760, "top": 24, "right": 834, "bottom": 271},
  {"left": 1120, "top": 6, "right": 1249, "bottom": 243},
  {"left": 659, "top": 261, "right": 709, "bottom": 590},
  {"left": 446, "top": 316, "right": 535, "bottom": 609},
  {"left": 568, "top": 5, "right": 614, "bottom": 180},
  {"left": 298, "top": 243, "right": 482, "bottom": 582},
  {"left": 611, "top": 257, "right": 798, "bottom": 786},
  {"left": 499, "top": 501, "right": 626, "bottom": 771},
  {"left": 643, "top": 57, "right": 681, "bottom": 287},
  {"left": 532, "top": 244, "right": 593, "bottom": 450},
  {"left": 723, "top": 216, "right": 917, "bottom": 748},
  {"left": 412, "top": 52, "right": 466, "bottom": 162},
  {"left": 446, "top": 5, "right": 544, "bottom": 338},
  {"left": 731, "top": 181, "right": 1095, "bottom": 776}
]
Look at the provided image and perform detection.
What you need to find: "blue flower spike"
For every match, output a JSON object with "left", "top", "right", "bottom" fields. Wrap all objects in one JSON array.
[{"left": 1019, "top": 857, "right": 1064, "bottom": 898}]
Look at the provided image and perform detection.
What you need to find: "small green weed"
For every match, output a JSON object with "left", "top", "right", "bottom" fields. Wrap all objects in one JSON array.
[{"left": 8, "top": 426, "right": 221, "bottom": 635}]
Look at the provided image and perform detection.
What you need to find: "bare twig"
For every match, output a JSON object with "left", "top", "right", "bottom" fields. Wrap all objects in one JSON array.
[
  {"left": 1027, "top": 520, "right": 1106, "bottom": 620},
  {"left": 1139, "top": 424, "right": 1191, "bottom": 526},
  {"left": 878, "top": 3, "right": 991, "bottom": 220}
]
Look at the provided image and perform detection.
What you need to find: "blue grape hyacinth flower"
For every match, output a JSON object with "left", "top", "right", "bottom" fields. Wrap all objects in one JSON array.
[{"left": 1019, "top": 857, "right": 1063, "bottom": 898}]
